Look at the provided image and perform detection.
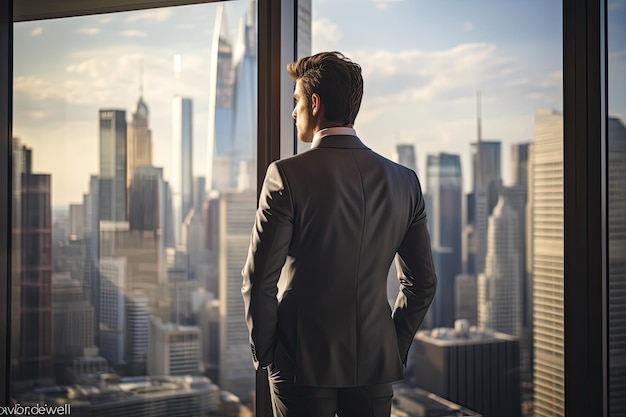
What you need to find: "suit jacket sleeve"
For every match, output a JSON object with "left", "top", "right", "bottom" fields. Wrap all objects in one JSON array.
[
  {"left": 392, "top": 175, "right": 437, "bottom": 364},
  {"left": 241, "top": 162, "right": 294, "bottom": 369}
]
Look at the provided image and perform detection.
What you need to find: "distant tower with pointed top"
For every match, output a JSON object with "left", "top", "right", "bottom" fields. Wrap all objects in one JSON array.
[
  {"left": 207, "top": 4, "right": 236, "bottom": 192},
  {"left": 127, "top": 65, "right": 153, "bottom": 191}
]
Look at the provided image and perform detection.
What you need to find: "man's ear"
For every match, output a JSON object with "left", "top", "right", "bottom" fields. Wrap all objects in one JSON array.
[{"left": 311, "top": 93, "right": 321, "bottom": 116}]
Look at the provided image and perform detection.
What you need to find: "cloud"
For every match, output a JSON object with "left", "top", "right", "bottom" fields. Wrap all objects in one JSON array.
[
  {"left": 100, "top": 16, "right": 112, "bottom": 24},
  {"left": 30, "top": 27, "right": 43, "bottom": 36},
  {"left": 78, "top": 27, "right": 100, "bottom": 35},
  {"left": 463, "top": 21, "right": 475, "bottom": 31},
  {"left": 372, "top": 0, "right": 403, "bottom": 10},
  {"left": 121, "top": 30, "right": 147, "bottom": 38},
  {"left": 14, "top": 76, "right": 58, "bottom": 100},
  {"left": 126, "top": 9, "right": 172, "bottom": 23},
  {"left": 312, "top": 18, "right": 343, "bottom": 52},
  {"left": 351, "top": 43, "right": 516, "bottom": 104}
]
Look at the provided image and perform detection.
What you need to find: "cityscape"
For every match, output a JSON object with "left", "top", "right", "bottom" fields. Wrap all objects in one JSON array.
[{"left": 10, "top": 1, "right": 626, "bottom": 417}]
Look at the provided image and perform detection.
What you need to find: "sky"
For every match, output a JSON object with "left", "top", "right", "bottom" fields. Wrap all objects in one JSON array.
[{"left": 12, "top": 0, "right": 626, "bottom": 207}]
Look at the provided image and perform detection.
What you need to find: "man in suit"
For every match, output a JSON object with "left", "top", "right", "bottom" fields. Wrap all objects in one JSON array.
[{"left": 242, "top": 51, "right": 437, "bottom": 417}]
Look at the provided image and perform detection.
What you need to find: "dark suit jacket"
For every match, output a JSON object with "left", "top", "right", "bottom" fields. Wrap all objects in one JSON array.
[{"left": 242, "top": 134, "right": 437, "bottom": 387}]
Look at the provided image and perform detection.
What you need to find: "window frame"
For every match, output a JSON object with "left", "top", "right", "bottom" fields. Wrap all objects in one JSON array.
[{"left": 0, "top": 0, "right": 611, "bottom": 416}]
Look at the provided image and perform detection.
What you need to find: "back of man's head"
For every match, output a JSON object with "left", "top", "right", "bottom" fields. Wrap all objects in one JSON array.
[{"left": 287, "top": 51, "right": 363, "bottom": 126}]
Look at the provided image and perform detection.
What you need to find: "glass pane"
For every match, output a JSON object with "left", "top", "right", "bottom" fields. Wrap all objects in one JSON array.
[
  {"left": 12, "top": 1, "right": 258, "bottom": 415},
  {"left": 308, "top": 1, "right": 562, "bottom": 416},
  {"left": 608, "top": 1, "right": 626, "bottom": 415}
]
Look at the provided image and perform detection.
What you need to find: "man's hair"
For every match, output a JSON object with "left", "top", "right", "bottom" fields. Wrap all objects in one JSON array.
[{"left": 287, "top": 51, "right": 363, "bottom": 125}]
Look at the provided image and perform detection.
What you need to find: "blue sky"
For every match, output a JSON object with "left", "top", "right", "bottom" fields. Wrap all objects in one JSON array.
[{"left": 12, "top": 0, "right": 626, "bottom": 206}]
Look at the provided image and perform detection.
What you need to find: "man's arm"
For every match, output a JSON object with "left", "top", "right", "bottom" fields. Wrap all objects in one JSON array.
[
  {"left": 241, "top": 162, "right": 294, "bottom": 369},
  {"left": 392, "top": 183, "right": 437, "bottom": 364}
]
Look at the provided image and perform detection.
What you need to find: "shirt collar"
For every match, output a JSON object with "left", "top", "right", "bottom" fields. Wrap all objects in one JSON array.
[{"left": 311, "top": 127, "right": 357, "bottom": 148}]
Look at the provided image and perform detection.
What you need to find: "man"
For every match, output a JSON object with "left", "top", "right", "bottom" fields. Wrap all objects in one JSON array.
[{"left": 242, "top": 51, "right": 437, "bottom": 417}]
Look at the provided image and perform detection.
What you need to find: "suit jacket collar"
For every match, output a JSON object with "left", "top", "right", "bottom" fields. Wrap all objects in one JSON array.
[{"left": 311, "top": 135, "right": 370, "bottom": 150}]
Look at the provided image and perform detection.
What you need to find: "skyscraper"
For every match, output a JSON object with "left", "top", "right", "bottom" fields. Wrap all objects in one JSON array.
[
  {"left": 207, "top": 1, "right": 257, "bottom": 192},
  {"left": 126, "top": 290, "right": 150, "bottom": 375},
  {"left": 531, "top": 109, "right": 564, "bottom": 417},
  {"left": 126, "top": 95, "right": 152, "bottom": 191},
  {"left": 207, "top": 4, "right": 235, "bottom": 191},
  {"left": 231, "top": 0, "right": 257, "bottom": 192},
  {"left": 394, "top": 143, "right": 418, "bottom": 172},
  {"left": 13, "top": 141, "right": 53, "bottom": 379},
  {"left": 608, "top": 116, "right": 626, "bottom": 415},
  {"left": 172, "top": 96, "right": 193, "bottom": 245},
  {"left": 218, "top": 190, "right": 256, "bottom": 401},
  {"left": 478, "top": 195, "right": 522, "bottom": 337},
  {"left": 51, "top": 273, "right": 95, "bottom": 363},
  {"left": 99, "top": 256, "right": 126, "bottom": 366},
  {"left": 470, "top": 140, "right": 502, "bottom": 277},
  {"left": 425, "top": 153, "right": 463, "bottom": 328},
  {"left": 99, "top": 109, "right": 127, "bottom": 222},
  {"left": 148, "top": 317, "right": 201, "bottom": 376}
]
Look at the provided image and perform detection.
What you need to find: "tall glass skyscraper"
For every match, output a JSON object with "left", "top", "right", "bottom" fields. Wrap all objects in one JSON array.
[
  {"left": 207, "top": 1, "right": 257, "bottom": 192},
  {"left": 99, "top": 109, "right": 127, "bottom": 222},
  {"left": 207, "top": 4, "right": 235, "bottom": 191},
  {"left": 425, "top": 153, "right": 462, "bottom": 328},
  {"left": 608, "top": 116, "right": 626, "bottom": 414},
  {"left": 470, "top": 140, "right": 502, "bottom": 277},
  {"left": 172, "top": 96, "right": 193, "bottom": 245}
]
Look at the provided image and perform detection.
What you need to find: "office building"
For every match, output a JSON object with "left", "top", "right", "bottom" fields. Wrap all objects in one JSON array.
[
  {"left": 231, "top": 1, "right": 257, "bottom": 192},
  {"left": 126, "top": 290, "right": 150, "bottom": 375},
  {"left": 478, "top": 195, "right": 522, "bottom": 337},
  {"left": 393, "top": 143, "right": 417, "bottom": 172},
  {"left": 66, "top": 203, "right": 84, "bottom": 241},
  {"left": 470, "top": 140, "right": 502, "bottom": 277},
  {"left": 207, "top": 4, "right": 235, "bottom": 191},
  {"left": 414, "top": 321, "right": 521, "bottom": 417},
  {"left": 128, "top": 166, "right": 165, "bottom": 234},
  {"left": 12, "top": 139, "right": 53, "bottom": 380},
  {"left": 99, "top": 109, "right": 127, "bottom": 222},
  {"left": 455, "top": 274, "right": 477, "bottom": 325},
  {"left": 218, "top": 190, "right": 256, "bottom": 400},
  {"left": 531, "top": 109, "right": 564, "bottom": 417},
  {"left": 15, "top": 375, "right": 220, "bottom": 417},
  {"left": 100, "top": 221, "right": 167, "bottom": 322},
  {"left": 172, "top": 96, "right": 193, "bottom": 245},
  {"left": 52, "top": 272, "right": 96, "bottom": 363},
  {"left": 608, "top": 116, "right": 626, "bottom": 415},
  {"left": 99, "top": 257, "right": 126, "bottom": 366},
  {"left": 426, "top": 153, "right": 463, "bottom": 328},
  {"left": 148, "top": 317, "right": 201, "bottom": 376}
]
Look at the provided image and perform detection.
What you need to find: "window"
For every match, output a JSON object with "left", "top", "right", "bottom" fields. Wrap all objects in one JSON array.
[
  {"left": 308, "top": 1, "right": 562, "bottom": 416},
  {"left": 11, "top": 1, "right": 259, "bottom": 414}
]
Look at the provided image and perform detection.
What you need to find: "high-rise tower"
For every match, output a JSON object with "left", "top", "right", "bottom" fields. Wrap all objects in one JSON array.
[
  {"left": 608, "top": 117, "right": 626, "bottom": 415},
  {"left": 99, "top": 109, "right": 127, "bottom": 222},
  {"left": 207, "top": 4, "right": 235, "bottom": 191},
  {"left": 531, "top": 109, "right": 564, "bottom": 417},
  {"left": 12, "top": 140, "right": 53, "bottom": 379},
  {"left": 425, "top": 153, "right": 463, "bottom": 328},
  {"left": 127, "top": 94, "right": 152, "bottom": 190},
  {"left": 478, "top": 195, "right": 522, "bottom": 337},
  {"left": 172, "top": 96, "right": 193, "bottom": 245}
]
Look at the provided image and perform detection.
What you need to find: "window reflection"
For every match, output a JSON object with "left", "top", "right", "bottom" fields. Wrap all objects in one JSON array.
[
  {"left": 12, "top": 1, "right": 258, "bottom": 415},
  {"left": 309, "top": 1, "right": 562, "bottom": 416}
]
